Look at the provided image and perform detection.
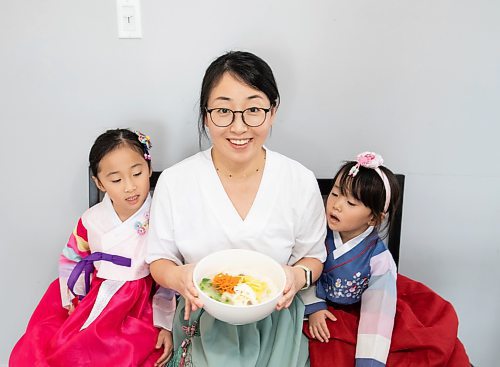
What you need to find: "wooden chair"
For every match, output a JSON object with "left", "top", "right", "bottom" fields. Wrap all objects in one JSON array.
[{"left": 89, "top": 170, "right": 405, "bottom": 266}]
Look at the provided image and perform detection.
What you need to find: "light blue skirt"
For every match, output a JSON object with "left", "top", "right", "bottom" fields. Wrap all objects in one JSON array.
[{"left": 169, "top": 297, "right": 309, "bottom": 367}]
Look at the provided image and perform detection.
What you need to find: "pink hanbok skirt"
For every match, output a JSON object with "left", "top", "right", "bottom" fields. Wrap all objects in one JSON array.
[{"left": 10, "top": 276, "right": 163, "bottom": 367}]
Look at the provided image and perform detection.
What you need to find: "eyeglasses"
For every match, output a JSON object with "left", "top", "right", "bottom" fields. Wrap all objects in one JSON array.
[{"left": 205, "top": 107, "right": 271, "bottom": 127}]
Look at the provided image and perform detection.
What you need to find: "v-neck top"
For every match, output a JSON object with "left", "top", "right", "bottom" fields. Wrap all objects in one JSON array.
[{"left": 146, "top": 147, "right": 327, "bottom": 266}]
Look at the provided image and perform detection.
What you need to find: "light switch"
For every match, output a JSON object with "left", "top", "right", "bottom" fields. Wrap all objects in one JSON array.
[{"left": 116, "top": 0, "right": 142, "bottom": 39}]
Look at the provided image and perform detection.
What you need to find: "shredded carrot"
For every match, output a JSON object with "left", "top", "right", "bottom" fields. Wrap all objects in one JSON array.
[{"left": 212, "top": 273, "right": 241, "bottom": 294}]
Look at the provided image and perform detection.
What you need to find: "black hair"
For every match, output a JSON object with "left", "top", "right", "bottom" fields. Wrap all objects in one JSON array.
[
  {"left": 198, "top": 50, "right": 280, "bottom": 145},
  {"left": 89, "top": 128, "right": 152, "bottom": 177},
  {"left": 331, "top": 161, "right": 400, "bottom": 238}
]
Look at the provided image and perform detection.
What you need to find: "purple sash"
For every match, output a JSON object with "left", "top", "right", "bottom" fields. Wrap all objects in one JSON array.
[{"left": 67, "top": 252, "right": 131, "bottom": 299}]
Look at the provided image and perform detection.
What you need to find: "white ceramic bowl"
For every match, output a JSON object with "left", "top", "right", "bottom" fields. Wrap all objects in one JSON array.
[{"left": 193, "top": 249, "right": 286, "bottom": 325}]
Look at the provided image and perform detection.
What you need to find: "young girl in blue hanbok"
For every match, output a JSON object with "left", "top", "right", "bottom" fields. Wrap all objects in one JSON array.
[{"left": 303, "top": 152, "right": 471, "bottom": 367}]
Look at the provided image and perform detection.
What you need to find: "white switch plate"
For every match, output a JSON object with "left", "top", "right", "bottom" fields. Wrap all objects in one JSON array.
[{"left": 116, "top": 0, "right": 142, "bottom": 39}]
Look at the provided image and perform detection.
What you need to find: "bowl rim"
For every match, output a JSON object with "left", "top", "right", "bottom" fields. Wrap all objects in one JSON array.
[{"left": 193, "top": 249, "right": 286, "bottom": 310}]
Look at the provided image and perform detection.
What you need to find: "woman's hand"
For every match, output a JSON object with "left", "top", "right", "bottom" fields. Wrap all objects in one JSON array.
[
  {"left": 150, "top": 260, "right": 204, "bottom": 321},
  {"left": 154, "top": 328, "right": 173, "bottom": 366},
  {"left": 276, "top": 265, "right": 305, "bottom": 310},
  {"left": 308, "top": 309, "right": 336, "bottom": 342},
  {"left": 274, "top": 258, "right": 324, "bottom": 311},
  {"left": 174, "top": 264, "right": 204, "bottom": 320}
]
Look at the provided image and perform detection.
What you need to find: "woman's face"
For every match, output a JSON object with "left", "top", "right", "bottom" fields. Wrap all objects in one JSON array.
[{"left": 205, "top": 72, "right": 275, "bottom": 165}]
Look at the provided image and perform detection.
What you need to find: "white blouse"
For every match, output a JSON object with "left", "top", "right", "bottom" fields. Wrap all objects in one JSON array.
[{"left": 146, "top": 148, "right": 327, "bottom": 266}]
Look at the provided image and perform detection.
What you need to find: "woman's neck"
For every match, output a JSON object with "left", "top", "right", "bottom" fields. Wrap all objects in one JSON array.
[{"left": 212, "top": 148, "right": 266, "bottom": 179}]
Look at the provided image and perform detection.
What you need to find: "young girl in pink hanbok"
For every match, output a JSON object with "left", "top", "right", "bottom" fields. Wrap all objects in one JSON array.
[{"left": 10, "top": 129, "right": 175, "bottom": 367}]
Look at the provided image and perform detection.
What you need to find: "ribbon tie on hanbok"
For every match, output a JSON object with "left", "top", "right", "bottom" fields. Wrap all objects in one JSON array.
[{"left": 67, "top": 252, "right": 131, "bottom": 299}]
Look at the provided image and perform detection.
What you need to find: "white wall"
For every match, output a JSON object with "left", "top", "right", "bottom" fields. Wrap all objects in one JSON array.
[{"left": 1, "top": 1, "right": 499, "bottom": 365}]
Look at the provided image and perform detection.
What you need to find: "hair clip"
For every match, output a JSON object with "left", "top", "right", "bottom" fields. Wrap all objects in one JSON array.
[
  {"left": 135, "top": 131, "right": 152, "bottom": 150},
  {"left": 134, "top": 131, "right": 152, "bottom": 161},
  {"left": 348, "top": 152, "right": 384, "bottom": 177}
]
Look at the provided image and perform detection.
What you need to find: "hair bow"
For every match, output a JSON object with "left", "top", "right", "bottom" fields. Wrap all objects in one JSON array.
[{"left": 348, "top": 152, "right": 384, "bottom": 177}]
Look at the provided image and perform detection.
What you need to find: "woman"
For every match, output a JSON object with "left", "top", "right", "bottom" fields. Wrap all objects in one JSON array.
[{"left": 146, "top": 51, "right": 327, "bottom": 367}]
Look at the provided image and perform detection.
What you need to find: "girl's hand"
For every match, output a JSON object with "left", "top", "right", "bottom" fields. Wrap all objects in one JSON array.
[
  {"left": 154, "top": 328, "right": 173, "bottom": 366},
  {"left": 67, "top": 303, "right": 75, "bottom": 316},
  {"left": 308, "top": 309, "right": 337, "bottom": 342},
  {"left": 174, "top": 264, "right": 204, "bottom": 320},
  {"left": 276, "top": 265, "right": 305, "bottom": 310}
]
